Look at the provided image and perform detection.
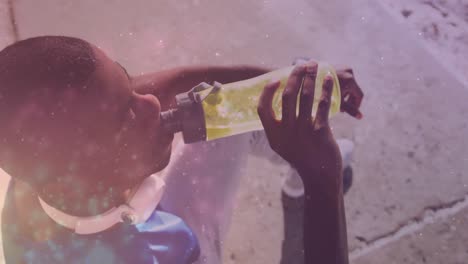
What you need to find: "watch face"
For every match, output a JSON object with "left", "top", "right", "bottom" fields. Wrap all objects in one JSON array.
[{"left": 121, "top": 211, "right": 137, "bottom": 225}]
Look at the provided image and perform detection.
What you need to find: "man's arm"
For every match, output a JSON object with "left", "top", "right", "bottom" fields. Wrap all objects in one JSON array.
[
  {"left": 298, "top": 168, "right": 348, "bottom": 263},
  {"left": 131, "top": 65, "right": 272, "bottom": 109},
  {"left": 130, "top": 63, "right": 364, "bottom": 119},
  {"left": 257, "top": 61, "right": 349, "bottom": 263}
]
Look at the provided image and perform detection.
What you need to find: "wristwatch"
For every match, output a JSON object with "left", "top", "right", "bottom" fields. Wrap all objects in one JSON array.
[{"left": 38, "top": 174, "right": 166, "bottom": 235}]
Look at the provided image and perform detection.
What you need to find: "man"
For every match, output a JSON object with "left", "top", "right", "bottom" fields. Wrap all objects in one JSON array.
[{"left": 0, "top": 36, "right": 362, "bottom": 263}]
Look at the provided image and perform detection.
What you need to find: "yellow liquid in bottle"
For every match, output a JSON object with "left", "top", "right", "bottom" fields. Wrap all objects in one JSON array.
[{"left": 202, "top": 63, "right": 341, "bottom": 141}]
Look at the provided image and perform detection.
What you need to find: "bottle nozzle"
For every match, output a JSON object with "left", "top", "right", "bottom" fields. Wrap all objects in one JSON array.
[
  {"left": 160, "top": 82, "right": 220, "bottom": 144},
  {"left": 160, "top": 108, "right": 182, "bottom": 134}
]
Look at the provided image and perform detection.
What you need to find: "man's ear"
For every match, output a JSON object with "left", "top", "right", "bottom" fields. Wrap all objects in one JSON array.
[
  {"left": 130, "top": 92, "right": 161, "bottom": 121},
  {"left": 130, "top": 67, "right": 184, "bottom": 111}
]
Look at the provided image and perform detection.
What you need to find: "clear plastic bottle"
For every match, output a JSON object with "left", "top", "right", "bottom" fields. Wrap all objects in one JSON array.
[
  {"left": 161, "top": 62, "right": 341, "bottom": 143},
  {"left": 202, "top": 63, "right": 341, "bottom": 140}
]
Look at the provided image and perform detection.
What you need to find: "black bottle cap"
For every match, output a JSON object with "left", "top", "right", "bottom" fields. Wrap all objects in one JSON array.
[
  {"left": 176, "top": 91, "right": 207, "bottom": 143},
  {"left": 160, "top": 82, "right": 218, "bottom": 144}
]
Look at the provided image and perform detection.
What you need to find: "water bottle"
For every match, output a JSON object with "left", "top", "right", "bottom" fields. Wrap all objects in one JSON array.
[{"left": 160, "top": 62, "right": 341, "bottom": 143}]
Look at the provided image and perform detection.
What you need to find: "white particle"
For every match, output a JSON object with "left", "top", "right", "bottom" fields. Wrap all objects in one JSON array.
[
  {"left": 129, "top": 32, "right": 134, "bottom": 36},
  {"left": 265, "top": 34, "right": 270, "bottom": 38},
  {"left": 215, "top": 52, "right": 221, "bottom": 57},
  {"left": 361, "top": 16, "right": 365, "bottom": 21}
]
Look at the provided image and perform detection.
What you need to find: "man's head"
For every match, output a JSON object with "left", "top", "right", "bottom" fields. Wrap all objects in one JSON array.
[{"left": 0, "top": 36, "right": 173, "bottom": 215}]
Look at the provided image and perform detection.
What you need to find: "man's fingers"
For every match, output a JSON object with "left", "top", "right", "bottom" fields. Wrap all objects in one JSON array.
[
  {"left": 342, "top": 84, "right": 364, "bottom": 119},
  {"left": 314, "top": 75, "right": 333, "bottom": 129},
  {"left": 341, "top": 103, "right": 363, "bottom": 119},
  {"left": 298, "top": 62, "right": 318, "bottom": 125},
  {"left": 339, "top": 71, "right": 354, "bottom": 80},
  {"left": 258, "top": 80, "right": 281, "bottom": 130},
  {"left": 282, "top": 65, "right": 306, "bottom": 126},
  {"left": 346, "top": 78, "right": 364, "bottom": 110},
  {"left": 353, "top": 90, "right": 364, "bottom": 110}
]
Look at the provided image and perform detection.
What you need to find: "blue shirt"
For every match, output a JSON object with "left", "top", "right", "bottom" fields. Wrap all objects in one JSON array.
[{"left": 1, "top": 181, "right": 200, "bottom": 264}]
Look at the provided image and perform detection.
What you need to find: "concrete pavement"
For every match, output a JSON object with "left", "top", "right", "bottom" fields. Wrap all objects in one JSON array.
[
  {"left": 0, "top": 0, "right": 467, "bottom": 263},
  {"left": 224, "top": 0, "right": 468, "bottom": 262},
  {"left": 354, "top": 206, "right": 468, "bottom": 264}
]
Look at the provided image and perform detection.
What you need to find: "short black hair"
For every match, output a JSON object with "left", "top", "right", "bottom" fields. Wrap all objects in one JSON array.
[
  {"left": 0, "top": 36, "right": 99, "bottom": 190},
  {"left": 0, "top": 37, "right": 129, "bottom": 214},
  {"left": 0, "top": 36, "right": 97, "bottom": 112}
]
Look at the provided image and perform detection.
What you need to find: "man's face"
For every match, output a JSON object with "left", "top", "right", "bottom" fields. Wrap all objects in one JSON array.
[{"left": 3, "top": 46, "right": 173, "bottom": 196}]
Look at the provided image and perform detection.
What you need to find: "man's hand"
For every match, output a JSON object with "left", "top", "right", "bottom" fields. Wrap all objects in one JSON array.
[
  {"left": 258, "top": 60, "right": 349, "bottom": 264},
  {"left": 336, "top": 66, "right": 364, "bottom": 119},
  {"left": 257, "top": 61, "right": 342, "bottom": 185}
]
